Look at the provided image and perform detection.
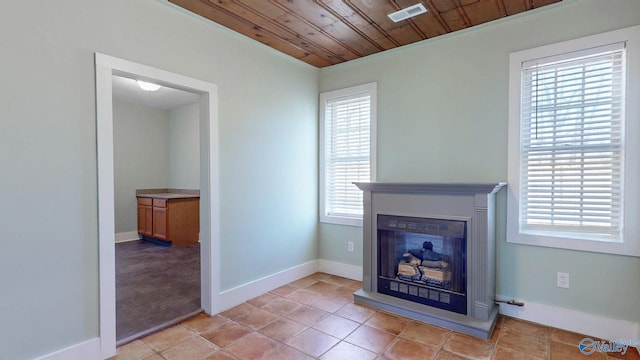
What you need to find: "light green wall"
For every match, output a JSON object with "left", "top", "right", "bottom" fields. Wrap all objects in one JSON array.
[
  {"left": 218, "top": 69, "right": 319, "bottom": 289},
  {"left": 319, "top": 222, "right": 364, "bottom": 266},
  {"left": 0, "top": 1, "right": 318, "bottom": 359},
  {"left": 113, "top": 101, "right": 171, "bottom": 233},
  {"left": 169, "top": 102, "right": 200, "bottom": 189},
  {"left": 319, "top": 0, "right": 640, "bottom": 323}
]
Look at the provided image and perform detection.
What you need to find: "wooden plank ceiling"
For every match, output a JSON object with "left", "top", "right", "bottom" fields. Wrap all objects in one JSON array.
[{"left": 169, "top": 0, "right": 562, "bottom": 68}]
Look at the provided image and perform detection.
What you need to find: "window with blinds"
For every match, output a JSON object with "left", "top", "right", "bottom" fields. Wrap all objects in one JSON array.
[
  {"left": 519, "top": 43, "right": 626, "bottom": 242},
  {"left": 320, "top": 83, "right": 376, "bottom": 226}
]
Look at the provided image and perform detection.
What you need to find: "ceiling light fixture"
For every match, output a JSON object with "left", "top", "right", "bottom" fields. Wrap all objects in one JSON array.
[
  {"left": 388, "top": 3, "right": 428, "bottom": 23},
  {"left": 136, "top": 80, "right": 162, "bottom": 92}
]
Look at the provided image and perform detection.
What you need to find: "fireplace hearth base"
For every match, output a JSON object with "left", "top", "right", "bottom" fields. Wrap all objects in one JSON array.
[
  {"left": 354, "top": 182, "right": 506, "bottom": 340},
  {"left": 354, "top": 289, "right": 498, "bottom": 340}
]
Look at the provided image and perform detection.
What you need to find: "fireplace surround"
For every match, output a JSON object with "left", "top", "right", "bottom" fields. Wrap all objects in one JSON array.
[{"left": 354, "top": 182, "right": 506, "bottom": 340}]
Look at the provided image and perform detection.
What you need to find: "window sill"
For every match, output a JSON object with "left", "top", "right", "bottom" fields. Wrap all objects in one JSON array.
[
  {"left": 320, "top": 215, "right": 363, "bottom": 227},
  {"left": 506, "top": 218, "right": 640, "bottom": 257}
]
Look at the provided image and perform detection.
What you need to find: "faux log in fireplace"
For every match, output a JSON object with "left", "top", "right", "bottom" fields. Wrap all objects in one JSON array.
[{"left": 354, "top": 182, "right": 506, "bottom": 340}]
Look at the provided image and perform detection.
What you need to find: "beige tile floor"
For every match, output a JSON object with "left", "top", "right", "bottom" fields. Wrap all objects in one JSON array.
[{"left": 111, "top": 272, "right": 640, "bottom": 360}]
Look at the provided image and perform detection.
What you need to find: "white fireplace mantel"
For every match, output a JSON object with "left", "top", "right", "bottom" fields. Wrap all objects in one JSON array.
[
  {"left": 354, "top": 182, "right": 506, "bottom": 195},
  {"left": 353, "top": 182, "right": 506, "bottom": 340}
]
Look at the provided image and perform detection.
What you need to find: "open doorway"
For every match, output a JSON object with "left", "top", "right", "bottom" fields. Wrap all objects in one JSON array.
[
  {"left": 95, "top": 54, "right": 221, "bottom": 359},
  {"left": 111, "top": 75, "right": 202, "bottom": 344}
]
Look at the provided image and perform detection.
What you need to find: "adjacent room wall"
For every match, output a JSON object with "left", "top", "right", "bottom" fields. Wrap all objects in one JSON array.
[
  {"left": 319, "top": 0, "right": 640, "bottom": 326},
  {"left": 169, "top": 102, "right": 200, "bottom": 189},
  {"left": 113, "top": 100, "right": 200, "bottom": 236},
  {"left": 0, "top": 1, "right": 318, "bottom": 359},
  {"left": 113, "top": 101, "right": 171, "bottom": 234}
]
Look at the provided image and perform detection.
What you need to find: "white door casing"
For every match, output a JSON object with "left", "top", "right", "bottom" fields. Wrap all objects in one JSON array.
[{"left": 95, "top": 53, "right": 221, "bottom": 359}]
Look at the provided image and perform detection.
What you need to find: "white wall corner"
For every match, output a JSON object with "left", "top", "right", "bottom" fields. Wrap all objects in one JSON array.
[
  {"left": 318, "top": 259, "right": 363, "bottom": 281},
  {"left": 218, "top": 260, "right": 319, "bottom": 311},
  {"left": 115, "top": 231, "right": 141, "bottom": 243},
  {"left": 496, "top": 295, "right": 639, "bottom": 342},
  {"left": 34, "top": 338, "right": 101, "bottom": 360}
]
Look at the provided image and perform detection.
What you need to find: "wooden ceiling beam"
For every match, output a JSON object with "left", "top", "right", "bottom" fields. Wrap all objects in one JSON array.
[
  {"left": 171, "top": 0, "right": 336, "bottom": 66},
  {"left": 212, "top": 0, "right": 348, "bottom": 64},
  {"left": 452, "top": 0, "right": 474, "bottom": 27},
  {"left": 314, "top": 0, "right": 387, "bottom": 52},
  {"left": 343, "top": 0, "right": 402, "bottom": 47},
  {"left": 495, "top": 0, "right": 508, "bottom": 17},
  {"left": 524, "top": 0, "right": 533, "bottom": 10},
  {"left": 423, "top": 0, "right": 453, "bottom": 33},
  {"left": 318, "top": 0, "right": 399, "bottom": 50},
  {"left": 267, "top": 0, "right": 365, "bottom": 58}
]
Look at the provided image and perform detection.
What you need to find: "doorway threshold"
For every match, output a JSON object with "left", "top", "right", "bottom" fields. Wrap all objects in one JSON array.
[{"left": 116, "top": 309, "right": 203, "bottom": 347}]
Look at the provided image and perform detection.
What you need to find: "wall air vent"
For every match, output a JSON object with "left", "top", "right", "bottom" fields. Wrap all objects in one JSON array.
[{"left": 387, "top": 3, "right": 428, "bottom": 23}]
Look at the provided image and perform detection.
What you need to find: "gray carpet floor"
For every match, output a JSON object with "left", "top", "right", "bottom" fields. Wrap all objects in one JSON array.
[{"left": 116, "top": 240, "right": 201, "bottom": 344}]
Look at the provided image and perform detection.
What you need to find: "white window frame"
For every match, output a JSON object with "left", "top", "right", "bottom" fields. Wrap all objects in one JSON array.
[
  {"left": 507, "top": 25, "right": 640, "bottom": 256},
  {"left": 319, "top": 82, "right": 377, "bottom": 226}
]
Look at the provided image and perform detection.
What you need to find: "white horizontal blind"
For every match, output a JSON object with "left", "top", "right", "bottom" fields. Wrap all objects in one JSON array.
[
  {"left": 324, "top": 92, "right": 371, "bottom": 219},
  {"left": 520, "top": 43, "right": 625, "bottom": 241}
]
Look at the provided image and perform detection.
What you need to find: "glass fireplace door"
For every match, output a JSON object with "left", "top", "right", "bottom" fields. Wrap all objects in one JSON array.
[{"left": 377, "top": 215, "right": 467, "bottom": 315}]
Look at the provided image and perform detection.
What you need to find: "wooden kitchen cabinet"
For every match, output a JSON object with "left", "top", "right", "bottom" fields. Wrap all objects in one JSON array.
[
  {"left": 137, "top": 195, "right": 199, "bottom": 246},
  {"left": 152, "top": 199, "right": 168, "bottom": 240},
  {"left": 137, "top": 198, "right": 153, "bottom": 236}
]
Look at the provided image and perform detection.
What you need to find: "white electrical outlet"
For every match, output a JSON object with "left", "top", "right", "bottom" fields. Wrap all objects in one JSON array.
[
  {"left": 557, "top": 272, "right": 570, "bottom": 288},
  {"left": 348, "top": 241, "right": 354, "bottom": 252}
]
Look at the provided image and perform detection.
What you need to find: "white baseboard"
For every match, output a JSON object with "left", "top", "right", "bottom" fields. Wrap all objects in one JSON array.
[
  {"left": 217, "top": 259, "right": 364, "bottom": 312},
  {"left": 218, "top": 260, "right": 319, "bottom": 311},
  {"left": 35, "top": 338, "right": 101, "bottom": 360},
  {"left": 496, "top": 294, "right": 640, "bottom": 341},
  {"left": 115, "top": 231, "right": 140, "bottom": 243},
  {"left": 318, "top": 259, "right": 363, "bottom": 281}
]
